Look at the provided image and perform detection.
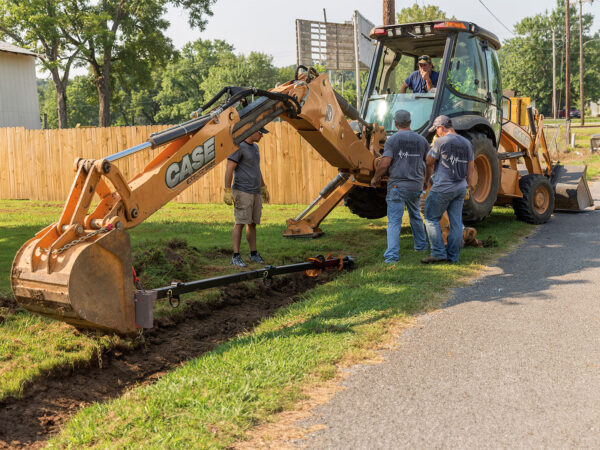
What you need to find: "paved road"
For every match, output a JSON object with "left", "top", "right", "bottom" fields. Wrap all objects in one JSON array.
[{"left": 295, "top": 183, "right": 600, "bottom": 449}]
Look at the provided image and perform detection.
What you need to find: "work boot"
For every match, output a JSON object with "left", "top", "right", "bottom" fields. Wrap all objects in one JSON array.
[
  {"left": 230, "top": 254, "right": 247, "bottom": 268},
  {"left": 420, "top": 255, "right": 448, "bottom": 264},
  {"left": 249, "top": 252, "right": 265, "bottom": 264}
]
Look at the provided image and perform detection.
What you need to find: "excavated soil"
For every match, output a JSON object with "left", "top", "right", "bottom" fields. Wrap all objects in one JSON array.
[{"left": 0, "top": 271, "right": 336, "bottom": 449}]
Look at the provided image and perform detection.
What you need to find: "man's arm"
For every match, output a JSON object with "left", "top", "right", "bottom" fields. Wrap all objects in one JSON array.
[
  {"left": 466, "top": 160, "right": 475, "bottom": 189},
  {"left": 420, "top": 69, "right": 434, "bottom": 92},
  {"left": 424, "top": 74, "right": 434, "bottom": 92},
  {"left": 424, "top": 154, "right": 436, "bottom": 189},
  {"left": 400, "top": 83, "right": 409, "bottom": 93},
  {"left": 225, "top": 160, "right": 237, "bottom": 188},
  {"left": 370, "top": 156, "right": 392, "bottom": 187}
]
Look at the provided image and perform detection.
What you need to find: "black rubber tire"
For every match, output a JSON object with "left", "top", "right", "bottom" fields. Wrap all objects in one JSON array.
[
  {"left": 512, "top": 174, "right": 555, "bottom": 224},
  {"left": 462, "top": 132, "right": 500, "bottom": 224},
  {"left": 344, "top": 186, "right": 387, "bottom": 219}
]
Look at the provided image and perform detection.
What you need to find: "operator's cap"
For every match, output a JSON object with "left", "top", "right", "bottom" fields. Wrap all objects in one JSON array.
[
  {"left": 429, "top": 115, "right": 452, "bottom": 132},
  {"left": 418, "top": 55, "right": 432, "bottom": 64},
  {"left": 259, "top": 126, "right": 269, "bottom": 134},
  {"left": 394, "top": 109, "right": 411, "bottom": 124}
]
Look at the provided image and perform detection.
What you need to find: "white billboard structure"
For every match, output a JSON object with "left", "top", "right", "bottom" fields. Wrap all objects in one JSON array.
[{"left": 296, "top": 11, "right": 375, "bottom": 109}]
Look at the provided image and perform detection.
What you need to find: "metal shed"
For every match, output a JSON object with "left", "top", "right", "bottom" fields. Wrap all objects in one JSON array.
[{"left": 0, "top": 41, "right": 41, "bottom": 129}]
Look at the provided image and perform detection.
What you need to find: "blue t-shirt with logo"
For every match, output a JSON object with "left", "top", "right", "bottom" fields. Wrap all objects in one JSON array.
[
  {"left": 382, "top": 130, "right": 429, "bottom": 192},
  {"left": 405, "top": 70, "right": 439, "bottom": 93},
  {"left": 428, "top": 134, "right": 474, "bottom": 193}
]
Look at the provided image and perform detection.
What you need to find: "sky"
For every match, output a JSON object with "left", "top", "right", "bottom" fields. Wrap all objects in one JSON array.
[{"left": 164, "top": 0, "right": 600, "bottom": 67}]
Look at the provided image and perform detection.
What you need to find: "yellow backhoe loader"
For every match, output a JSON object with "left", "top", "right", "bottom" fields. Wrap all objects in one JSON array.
[{"left": 11, "top": 20, "right": 593, "bottom": 335}]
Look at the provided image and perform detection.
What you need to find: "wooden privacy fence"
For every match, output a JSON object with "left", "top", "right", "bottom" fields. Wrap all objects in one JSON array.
[{"left": 0, "top": 122, "right": 339, "bottom": 204}]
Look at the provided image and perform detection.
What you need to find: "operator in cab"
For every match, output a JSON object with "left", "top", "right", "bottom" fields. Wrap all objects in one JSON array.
[
  {"left": 224, "top": 127, "right": 271, "bottom": 268},
  {"left": 400, "top": 55, "right": 439, "bottom": 94}
]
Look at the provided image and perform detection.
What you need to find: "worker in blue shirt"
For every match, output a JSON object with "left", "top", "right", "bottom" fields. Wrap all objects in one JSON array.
[{"left": 400, "top": 55, "right": 439, "bottom": 94}]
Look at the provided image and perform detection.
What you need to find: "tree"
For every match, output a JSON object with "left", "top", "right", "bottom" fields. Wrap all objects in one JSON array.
[
  {"left": 154, "top": 40, "right": 282, "bottom": 124},
  {"left": 0, "top": 0, "right": 80, "bottom": 128},
  {"left": 499, "top": 1, "right": 595, "bottom": 114},
  {"left": 38, "top": 75, "right": 98, "bottom": 128},
  {"left": 60, "top": 0, "right": 215, "bottom": 127},
  {"left": 154, "top": 39, "right": 235, "bottom": 123},
  {"left": 200, "top": 52, "right": 280, "bottom": 101},
  {"left": 396, "top": 4, "right": 454, "bottom": 23}
]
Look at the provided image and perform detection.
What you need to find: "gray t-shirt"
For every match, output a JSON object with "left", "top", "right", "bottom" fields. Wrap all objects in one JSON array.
[
  {"left": 228, "top": 141, "right": 262, "bottom": 194},
  {"left": 382, "top": 130, "right": 429, "bottom": 192},
  {"left": 428, "top": 134, "right": 474, "bottom": 193}
]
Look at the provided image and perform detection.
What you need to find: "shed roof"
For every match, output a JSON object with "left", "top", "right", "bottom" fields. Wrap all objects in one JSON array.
[{"left": 0, "top": 41, "right": 40, "bottom": 57}]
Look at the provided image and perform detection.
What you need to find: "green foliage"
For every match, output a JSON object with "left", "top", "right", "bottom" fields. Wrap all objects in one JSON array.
[
  {"left": 499, "top": 0, "right": 596, "bottom": 114},
  {"left": 0, "top": 0, "right": 84, "bottom": 127},
  {"left": 201, "top": 52, "right": 280, "bottom": 103},
  {"left": 36, "top": 38, "right": 301, "bottom": 127},
  {"left": 1, "top": 0, "right": 215, "bottom": 127},
  {"left": 396, "top": 4, "right": 455, "bottom": 23},
  {"left": 38, "top": 76, "right": 99, "bottom": 128},
  {"left": 154, "top": 39, "right": 235, "bottom": 123}
]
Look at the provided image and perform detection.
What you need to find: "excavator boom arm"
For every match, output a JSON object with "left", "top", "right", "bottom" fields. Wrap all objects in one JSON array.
[{"left": 11, "top": 72, "right": 384, "bottom": 334}]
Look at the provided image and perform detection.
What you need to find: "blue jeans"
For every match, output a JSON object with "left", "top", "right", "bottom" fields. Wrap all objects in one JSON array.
[
  {"left": 424, "top": 188, "right": 466, "bottom": 262},
  {"left": 384, "top": 188, "right": 428, "bottom": 263}
]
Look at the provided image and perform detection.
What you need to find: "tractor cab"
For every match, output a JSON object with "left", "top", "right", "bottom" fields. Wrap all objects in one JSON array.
[{"left": 364, "top": 20, "right": 502, "bottom": 141}]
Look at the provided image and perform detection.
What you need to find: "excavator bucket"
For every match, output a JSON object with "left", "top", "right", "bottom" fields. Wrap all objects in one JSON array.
[
  {"left": 551, "top": 164, "right": 595, "bottom": 211},
  {"left": 11, "top": 228, "right": 137, "bottom": 335}
]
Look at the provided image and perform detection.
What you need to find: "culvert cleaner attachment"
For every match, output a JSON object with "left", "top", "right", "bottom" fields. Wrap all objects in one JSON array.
[{"left": 134, "top": 254, "right": 354, "bottom": 330}]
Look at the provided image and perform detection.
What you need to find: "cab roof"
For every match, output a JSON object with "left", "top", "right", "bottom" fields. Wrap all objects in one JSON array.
[{"left": 370, "top": 20, "right": 501, "bottom": 51}]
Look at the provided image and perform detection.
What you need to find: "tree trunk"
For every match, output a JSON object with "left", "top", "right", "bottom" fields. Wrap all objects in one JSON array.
[
  {"left": 96, "top": 74, "right": 111, "bottom": 127},
  {"left": 50, "top": 69, "right": 68, "bottom": 129}
]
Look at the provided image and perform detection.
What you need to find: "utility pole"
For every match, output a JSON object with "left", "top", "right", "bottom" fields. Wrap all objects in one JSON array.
[
  {"left": 383, "top": 0, "right": 395, "bottom": 26},
  {"left": 565, "top": 0, "right": 571, "bottom": 147},
  {"left": 553, "top": 28, "right": 557, "bottom": 119},
  {"left": 579, "top": 0, "right": 584, "bottom": 126},
  {"left": 353, "top": 11, "right": 362, "bottom": 110},
  {"left": 578, "top": 0, "right": 593, "bottom": 126}
]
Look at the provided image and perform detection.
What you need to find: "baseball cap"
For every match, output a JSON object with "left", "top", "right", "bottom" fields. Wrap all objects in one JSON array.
[
  {"left": 394, "top": 109, "right": 411, "bottom": 125},
  {"left": 418, "top": 55, "right": 432, "bottom": 64},
  {"left": 428, "top": 115, "right": 452, "bottom": 132},
  {"left": 259, "top": 126, "right": 269, "bottom": 134}
]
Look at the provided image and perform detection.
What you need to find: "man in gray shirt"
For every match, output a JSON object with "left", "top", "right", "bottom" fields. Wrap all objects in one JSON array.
[
  {"left": 371, "top": 109, "right": 429, "bottom": 264},
  {"left": 422, "top": 115, "right": 475, "bottom": 264},
  {"left": 224, "top": 127, "right": 270, "bottom": 268}
]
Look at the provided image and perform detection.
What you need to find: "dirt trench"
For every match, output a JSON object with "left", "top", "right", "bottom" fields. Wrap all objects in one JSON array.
[{"left": 0, "top": 272, "right": 335, "bottom": 449}]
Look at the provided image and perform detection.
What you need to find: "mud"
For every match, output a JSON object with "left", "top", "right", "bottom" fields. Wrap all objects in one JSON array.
[{"left": 0, "top": 272, "right": 336, "bottom": 449}]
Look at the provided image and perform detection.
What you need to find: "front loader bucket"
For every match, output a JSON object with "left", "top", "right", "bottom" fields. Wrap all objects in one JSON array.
[
  {"left": 11, "top": 228, "right": 137, "bottom": 335},
  {"left": 551, "top": 164, "right": 595, "bottom": 211}
]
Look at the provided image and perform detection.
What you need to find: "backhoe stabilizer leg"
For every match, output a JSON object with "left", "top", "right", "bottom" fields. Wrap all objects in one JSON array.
[{"left": 283, "top": 176, "right": 355, "bottom": 238}]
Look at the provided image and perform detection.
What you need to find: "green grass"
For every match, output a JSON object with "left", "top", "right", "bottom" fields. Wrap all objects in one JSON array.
[{"left": 1, "top": 200, "right": 532, "bottom": 447}]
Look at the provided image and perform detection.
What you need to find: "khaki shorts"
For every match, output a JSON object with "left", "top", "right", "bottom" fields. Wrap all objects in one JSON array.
[{"left": 233, "top": 189, "right": 262, "bottom": 224}]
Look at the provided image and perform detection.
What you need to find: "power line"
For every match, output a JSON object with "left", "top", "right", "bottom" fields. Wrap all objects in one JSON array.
[{"left": 477, "top": 0, "right": 516, "bottom": 36}]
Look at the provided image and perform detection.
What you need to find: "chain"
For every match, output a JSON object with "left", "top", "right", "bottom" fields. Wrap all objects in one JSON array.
[{"left": 39, "top": 225, "right": 113, "bottom": 255}]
